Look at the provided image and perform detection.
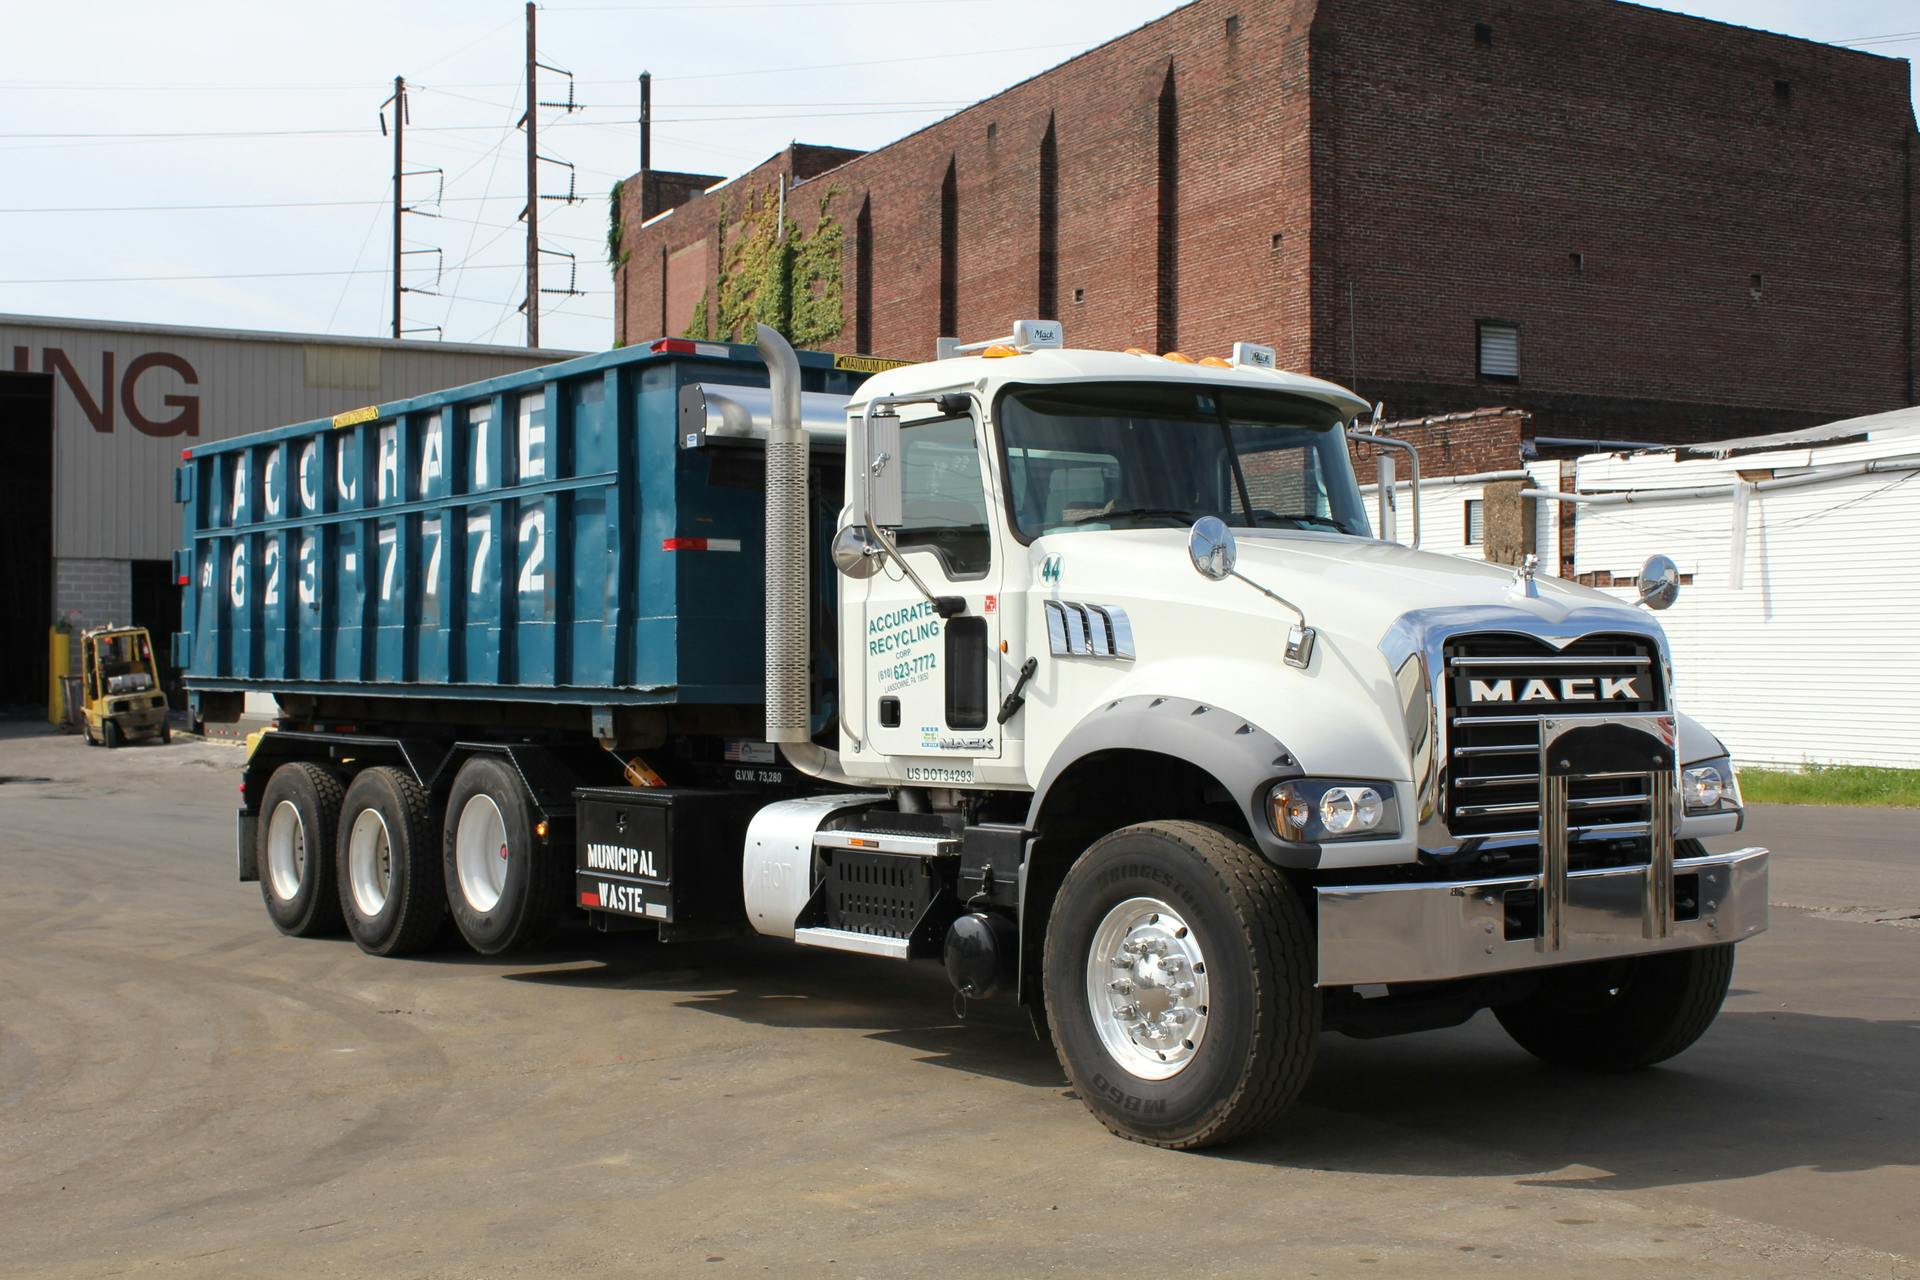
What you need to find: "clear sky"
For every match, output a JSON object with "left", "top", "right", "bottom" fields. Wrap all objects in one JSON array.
[{"left": 2, "top": 0, "right": 1913, "bottom": 354}]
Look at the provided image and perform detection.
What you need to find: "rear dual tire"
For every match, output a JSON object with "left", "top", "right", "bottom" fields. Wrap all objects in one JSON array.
[
  {"left": 336, "top": 767, "right": 447, "bottom": 957},
  {"left": 258, "top": 762, "right": 346, "bottom": 938},
  {"left": 443, "top": 755, "right": 563, "bottom": 956}
]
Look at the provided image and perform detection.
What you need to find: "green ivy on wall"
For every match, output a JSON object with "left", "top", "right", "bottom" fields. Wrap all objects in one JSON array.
[
  {"left": 607, "top": 179, "right": 630, "bottom": 348},
  {"left": 684, "top": 183, "right": 845, "bottom": 347}
]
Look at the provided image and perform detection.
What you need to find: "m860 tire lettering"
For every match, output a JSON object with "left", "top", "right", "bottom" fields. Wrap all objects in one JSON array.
[{"left": 1043, "top": 820, "right": 1320, "bottom": 1150}]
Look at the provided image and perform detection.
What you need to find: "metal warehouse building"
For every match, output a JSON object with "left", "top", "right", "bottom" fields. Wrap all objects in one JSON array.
[{"left": 1, "top": 314, "right": 578, "bottom": 713}]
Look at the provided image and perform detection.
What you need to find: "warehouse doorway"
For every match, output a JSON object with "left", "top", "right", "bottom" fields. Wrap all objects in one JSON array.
[
  {"left": 0, "top": 372, "right": 54, "bottom": 714},
  {"left": 131, "top": 559, "right": 184, "bottom": 709}
]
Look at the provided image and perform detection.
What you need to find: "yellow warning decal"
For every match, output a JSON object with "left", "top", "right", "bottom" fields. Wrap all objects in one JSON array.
[
  {"left": 832, "top": 353, "right": 911, "bottom": 374},
  {"left": 331, "top": 404, "right": 380, "bottom": 429}
]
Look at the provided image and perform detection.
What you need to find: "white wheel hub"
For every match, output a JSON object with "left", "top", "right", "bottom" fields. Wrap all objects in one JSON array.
[
  {"left": 455, "top": 793, "right": 510, "bottom": 914},
  {"left": 1085, "top": 896, "right": 1212, "bottom": 1081},
  {"left": 346, "top": 808, "right": 394, "bottom": 918},
  {"left": 265, "top": 799, "right": 306, "bottom": 902}
]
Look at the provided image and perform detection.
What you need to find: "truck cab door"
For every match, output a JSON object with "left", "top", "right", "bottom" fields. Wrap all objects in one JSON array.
[{"left": 848, "top": 411, "right": 1002, "bottom": 777}]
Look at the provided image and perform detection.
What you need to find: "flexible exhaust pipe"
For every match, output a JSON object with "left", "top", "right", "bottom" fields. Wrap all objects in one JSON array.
[{"left": 755, "top": 324, "right": 855, "bottom": 785}]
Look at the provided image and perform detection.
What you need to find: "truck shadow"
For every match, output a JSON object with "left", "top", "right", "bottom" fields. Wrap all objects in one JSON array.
[
  {"left": 505, "top": 940, "right": 1915, "bottom": 1190},
  {"left": 503, "top": 934, "right": 1067, "bottom": 1089},
  {"left": 1234, "top": 1008, "right": 1920, "bottom": 1189}
]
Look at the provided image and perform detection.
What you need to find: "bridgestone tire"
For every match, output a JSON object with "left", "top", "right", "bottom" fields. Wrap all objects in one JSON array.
[
  {"left": 336, "top": 766, "right": 446, "bottom": 957},
  {"left": 1042, "top": 820, "right": 1320, "bottom": 1150},
  {"left": 442, "top": 755, "right": 562, "bottom": 956},
  {"left": 1494, "top": 943, "right": 1735, "bottom": 1073},
  {"left": 257, "top": 762, "right": 346, "bottom": 938}
]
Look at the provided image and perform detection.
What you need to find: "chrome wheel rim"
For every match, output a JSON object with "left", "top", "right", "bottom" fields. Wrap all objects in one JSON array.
[
  {"left": 1085, "top": 896, "right": 1211, "bottom": 1081},
  {"left": 265, "top": 800, "right": 306, "bottom": 902},
  {"left": 454, "top": 793, "right": 509, "bottom": 914},
  {"left": 346, "top": 808, "right": 394, "bottom": 918}
]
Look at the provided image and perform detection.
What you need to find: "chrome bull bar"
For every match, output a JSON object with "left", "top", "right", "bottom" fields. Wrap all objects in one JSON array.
[
  {"left": 1540, "top": 712, "right": 1677, "bottom": 950},
  {"left": 1315, "top": 712, "right": 1769, "bottom": 988}
]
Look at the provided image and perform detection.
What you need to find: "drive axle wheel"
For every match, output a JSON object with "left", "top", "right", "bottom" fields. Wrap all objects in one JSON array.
[
  {"left": 1043, "top": 820, "right": 1320, "bottom": 1150},
  {"left": 443, "top": 755, "right": 563, "bottom": 956},
  {"left": 336, "top": 766, "right": 445, "bottom": 957},
  {"left": 257, "top": 762, "right": 345, "bottom": 938}
]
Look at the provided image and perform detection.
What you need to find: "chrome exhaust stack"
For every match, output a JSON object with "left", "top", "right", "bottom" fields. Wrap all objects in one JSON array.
[{"left": 755, "top": 324, "right": 855, "bottom": 785}]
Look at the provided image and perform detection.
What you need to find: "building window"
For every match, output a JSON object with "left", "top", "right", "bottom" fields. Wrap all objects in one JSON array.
[
  {"left": 1750, "top": 272, "right": 1764, "bottom": 301},
  {"left": 1225, "top": 14, "right": 1241, "bottom": 38},
  {"left": 1568, "top": 251, "right": 1584, "bottom": 274},
  {"left": 1774, "top": 79, "right": 1792, "bottom": 103},
  {"left": 1474, "top": 22, "right": 1493, "bottom": 46},
  {"left": 1477, "top": 321, "right": 1519, "bottom": 380},
  {"left": 1465, "top": 499, "right": 1485, "bottom": 546}
]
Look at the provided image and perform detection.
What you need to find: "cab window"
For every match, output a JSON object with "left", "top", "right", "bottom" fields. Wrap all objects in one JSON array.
[{"left": 896, "top": 415, "right": 992, "bottom": 578}]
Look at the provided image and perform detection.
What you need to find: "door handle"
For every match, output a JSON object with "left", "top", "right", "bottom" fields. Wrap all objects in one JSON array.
[{"left": 996, "top": 657, "right": 1039, "bottom": 725}]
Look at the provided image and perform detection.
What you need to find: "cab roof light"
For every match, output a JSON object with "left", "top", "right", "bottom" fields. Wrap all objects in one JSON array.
[
  {"left": 938, "top": 319, "right": 1063, "bottom": 359},
  {"left": 1198, "top": 356, "right": 1232, "bottom": 368},
  {"left": 1161, "top": 351, "right": 1195, "bottom": 364},
  {"left": 1228, "top": 341, "right": 1278, "bottom": 371},
  {"left": 980, "top": 344, "right": 1018, "bottom": 359}
]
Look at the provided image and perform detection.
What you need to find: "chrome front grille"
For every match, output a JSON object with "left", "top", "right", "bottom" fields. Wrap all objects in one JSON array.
[{"left": 1443, "top": 635, "right": 1663, "bottom": 845}]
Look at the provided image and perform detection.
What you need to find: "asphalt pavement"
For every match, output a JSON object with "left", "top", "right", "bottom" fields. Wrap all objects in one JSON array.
[{"left": 0, "top": 721, "right": 1914, "bottom": 1278}]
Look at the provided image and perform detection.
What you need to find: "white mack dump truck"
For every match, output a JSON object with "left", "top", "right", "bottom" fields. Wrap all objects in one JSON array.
[{"left": 189, "top": 321, "right": 1767, "bottom": 1149}]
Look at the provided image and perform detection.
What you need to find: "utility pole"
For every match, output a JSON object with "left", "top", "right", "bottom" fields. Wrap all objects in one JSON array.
[
  {"left": 638, "top": 71, "right": 651, "bottom": 173},
  {"left": 523, "top": 1, "right": 540, "bottom": 348},
  {"left": 382, "top": 76, "right": 408, "bottom": 341}
]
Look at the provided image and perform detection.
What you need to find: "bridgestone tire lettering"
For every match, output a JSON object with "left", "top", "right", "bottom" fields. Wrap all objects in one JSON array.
[
  {"left": 1042, "top": 820, "right": 1320, "bottom": 1150},
  {"left": 257, "top": 762, "right": 346, "bottom": 938}
]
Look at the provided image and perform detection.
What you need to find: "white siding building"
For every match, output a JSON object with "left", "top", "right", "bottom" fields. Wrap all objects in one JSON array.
[{"left": 1569, "top": 407, "right": 1920, "bottom": 769}]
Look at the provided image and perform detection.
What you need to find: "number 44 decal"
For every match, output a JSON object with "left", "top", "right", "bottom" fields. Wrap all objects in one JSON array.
[{"left": 1040, "top": 555, "right": 1062, "bottom": 585}]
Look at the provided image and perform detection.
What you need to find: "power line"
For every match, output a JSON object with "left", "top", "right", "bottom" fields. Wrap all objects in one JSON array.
[
  {"left": 0, "top": 264, "right": 530, "bottom": 286},
  {"left": 0, "top": 195, "right": 517, "bottom": 214}
]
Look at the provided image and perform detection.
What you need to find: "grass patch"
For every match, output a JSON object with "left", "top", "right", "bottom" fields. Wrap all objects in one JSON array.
[{"left": 1736, "top": 764, "right": 1920, "bottom": 808}]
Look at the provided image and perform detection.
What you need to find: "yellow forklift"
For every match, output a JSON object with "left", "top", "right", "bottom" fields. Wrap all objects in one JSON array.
[{"left": 78, "top": 625, "right": 171, "bottom": 747}]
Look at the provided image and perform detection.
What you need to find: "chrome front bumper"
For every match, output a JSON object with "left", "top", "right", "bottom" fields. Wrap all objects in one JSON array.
[{"left": 1315, "top": 847, "right": 1768, "bottom": 987}]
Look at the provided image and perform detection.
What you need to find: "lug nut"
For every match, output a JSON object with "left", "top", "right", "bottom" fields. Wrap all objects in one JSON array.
[{"left": 1108, "top": 979, "right": 1133, "bottom": 995}]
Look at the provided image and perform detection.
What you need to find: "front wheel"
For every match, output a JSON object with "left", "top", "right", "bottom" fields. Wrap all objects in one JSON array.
[
  {"left": 1495, "top": 943, "right": 1735, "bottom": 1072},
  {"left": 1042, "top": 820, "right": 1320, "bottom": 1150}
]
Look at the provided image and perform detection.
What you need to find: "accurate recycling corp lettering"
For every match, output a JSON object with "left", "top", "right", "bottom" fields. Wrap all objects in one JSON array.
[{"left": 869, "top": 601, "right": 941, "bottom": 691}]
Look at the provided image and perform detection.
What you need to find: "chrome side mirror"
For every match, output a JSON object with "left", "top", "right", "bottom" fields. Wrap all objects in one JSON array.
[
  {"left": 1638, "top": 554, "right": 1680, "bottom": 611},
  {"left": 1188, "top": 516, "right": 1237, "bottom": 580},
  {"left": 830, "top": 524, "right": 885, "bottom": 579}
]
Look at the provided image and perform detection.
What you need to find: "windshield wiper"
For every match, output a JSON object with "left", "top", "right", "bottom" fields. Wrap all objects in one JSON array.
[
  {"left": 1060, "top": 505, "right": 1200, "bottom": 527},
  {"left": 1246, "top": 510, "right": 1349, "bottom": 532}
]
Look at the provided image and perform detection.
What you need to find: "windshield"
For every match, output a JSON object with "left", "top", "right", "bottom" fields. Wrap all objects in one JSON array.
[{"left": 997, "top": 382, "right": 1370, "bottom": 540}]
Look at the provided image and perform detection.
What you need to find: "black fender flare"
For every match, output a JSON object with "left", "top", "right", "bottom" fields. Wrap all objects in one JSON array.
[{"left": 1022, "top": 694, "right": 1317, "bottom": 869}]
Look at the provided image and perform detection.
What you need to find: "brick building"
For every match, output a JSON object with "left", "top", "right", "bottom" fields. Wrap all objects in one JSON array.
[{"left": 614, "top": 0, "right": 1917, "bottom": 452}]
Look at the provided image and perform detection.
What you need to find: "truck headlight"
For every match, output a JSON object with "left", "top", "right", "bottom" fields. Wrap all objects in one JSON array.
[
  {"left": 1269, "top": 780, "right": 1399, "bottom": 842},
  {"left": 1682, "top": 756, "right": 1741, "bottom": 815}
]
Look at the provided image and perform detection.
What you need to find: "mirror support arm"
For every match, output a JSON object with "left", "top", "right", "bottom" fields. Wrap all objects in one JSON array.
[
  {"left": 1348, "top": 428, "right": 1422, "bottom": 548},
  {"left": 847, "top": 390, "right": 975, "bottom": 618}
]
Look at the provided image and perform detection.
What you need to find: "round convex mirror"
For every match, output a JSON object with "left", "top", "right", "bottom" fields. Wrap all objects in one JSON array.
[
  {"left": 1187, "top": 516, "right": 1238, "bottom": 581},
  {"left": 1638, "top": 553, "right": 1680, "bottom": 610},
  {"left": 830, "top": 525, "right": 884, "bottom": 579}
]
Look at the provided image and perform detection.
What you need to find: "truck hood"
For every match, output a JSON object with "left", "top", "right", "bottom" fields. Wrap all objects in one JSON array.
[{"left": 1046, "top": 528, "right": 1643, "bottom": 642}]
